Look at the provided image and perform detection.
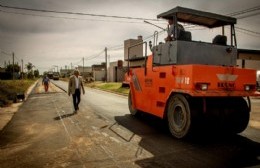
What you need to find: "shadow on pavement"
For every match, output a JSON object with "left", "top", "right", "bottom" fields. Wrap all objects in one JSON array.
[
  {"left": 53, "top": 112, "right": 76, "bottom": 120},
  {"left": 114, "top": 113, "right": 260, "bottom": 168}
]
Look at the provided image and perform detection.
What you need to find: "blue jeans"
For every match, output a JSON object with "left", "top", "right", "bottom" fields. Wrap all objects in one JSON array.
[{"left": 72, "top": 89, "right": 80, "bottom": 110}]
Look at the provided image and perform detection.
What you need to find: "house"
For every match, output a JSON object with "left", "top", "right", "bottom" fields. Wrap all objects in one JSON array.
[
  {"left": 108, "top": 60, "right": 127, "bottom": 82},
  {"left": 107, "top": 35, "right": 146, "bottom": 82},
  {"left": 60, "top": 69, "right": 73, "bottom": 78},
  {"left": 237, "top": 49, "right": 260, "bottom": 88},
  {"left": 92, "top": 63, "right": 106, "bottom": 81}
]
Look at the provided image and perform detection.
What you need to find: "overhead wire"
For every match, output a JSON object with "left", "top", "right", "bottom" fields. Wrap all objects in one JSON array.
[
  {"left": 228, "top": 5, "right": 260, "bottom": 17},
  {"left": 108, "top": 29, "right": 165, "bottom": 52},
  {"left": 85, "top": 50, "right": 104, "bottom": 61},
  {"left": 235, "top": 12, "right": 260, "bottom": 19},
  {"left": 236, "top": 27, "right": 260, "bottom": 35},
  {"left": 71, "top": 58, "right": 83, "bottom": 66},
  {"left": 0, "top": 49, "right": 21, "bottom": 64},
  {"left": 0, "top": 51, "right": 13, "bottom": 67},
  {"left": 1, "top": 2, "right": 258, "bottom": 35},
  {"left": 0, "top": 9, "right": 147, "bottom": 24},
  {"left": 0, "top": 3, "right": 160, "bottom": 22},
  {"left": 0, "top": 50, "right": 12, "bottom": 56},
  {"left": 236, "top": 27, "right": 260, "bottom": 38}
]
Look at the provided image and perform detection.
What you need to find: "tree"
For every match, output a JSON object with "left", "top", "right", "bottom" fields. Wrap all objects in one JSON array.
[
  {"left": 34, "top": 69, "right": 39, "bottom": 78},
  {"left": 26, "top": 62, "right": 35, "bottom": 79},
  {"left": 26, "top": 62, "right": 34, "bottom": 72},
  {"left": 5, "top": 64, "right": 20, "bottom": 73}
]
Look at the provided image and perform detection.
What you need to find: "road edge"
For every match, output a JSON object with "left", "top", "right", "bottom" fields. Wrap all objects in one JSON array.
[{"left": 0, "top": 79, "right": 39, "bottom": 133}]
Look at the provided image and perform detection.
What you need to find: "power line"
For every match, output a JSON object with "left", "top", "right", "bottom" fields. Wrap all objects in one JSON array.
[
  {"left": 228, "top": 5, "right": 260, "bottom": 17},
  {"left": 13, "top": 55, "right": 20, "bottom": 63},
  {"left": 236, "top": 26, "right": 260, "bottom": 35},
  {"left": 229, "top": 6, "right": 260, "bottom": 20},
  {"left": 236, "top": 27, "right": 260, "bottom": 38},
  {"left": 0, "top": 50, "right": 21, "bottom": 65},
  {"left": 0, "top": 3, "right": 160, "bottom": 22},
  {"left": 181, "top": 6, "right": 260, "bottom": 34},
  {"left": 71, "top": 59, "right": 83, "bottom": 66},
  {"left": 0, "top": 9, "right": 147, "bottom": 24},
  {"left": 107, "top": 43, "right": 125, "bottom": 50},
  {"left": 85, "top": 50, "right": 104, "bottom": 61},
  {"left": 108, "top": 29, "right": 165, "bottom": 51},
  {"left": 0, "top": 50, "right": 12, "bottom": 56},
  {"left": 2, "top": 3, "right": 258, "bottom": 36},
  {"left": 236, "top": 12, "right": 260, "bottom": 19}
]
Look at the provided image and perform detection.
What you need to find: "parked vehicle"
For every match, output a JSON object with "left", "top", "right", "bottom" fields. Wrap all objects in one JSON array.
[
  {"left": 47, "top": 72, "right": 53, "bottom": 79},
  {"left": 53, "top": 72, "right": 60, "bottom": 80}
]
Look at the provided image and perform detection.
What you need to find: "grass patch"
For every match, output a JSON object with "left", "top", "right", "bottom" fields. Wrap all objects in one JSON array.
[
  {"left": 86, "top": 82, "right": 129, "bottom": 95},
  {"left": 0, "top": 80, "right": 36, "bottom": 107}
]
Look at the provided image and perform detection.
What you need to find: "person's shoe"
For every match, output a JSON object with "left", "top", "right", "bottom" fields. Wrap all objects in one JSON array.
[{"left": 77, "top": 106, "right": 79, "bottom": 110}]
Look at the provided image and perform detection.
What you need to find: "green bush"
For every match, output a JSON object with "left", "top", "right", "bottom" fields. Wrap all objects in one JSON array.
[{"left": 0, "top": 80, "right": 35, "bottom": 107}]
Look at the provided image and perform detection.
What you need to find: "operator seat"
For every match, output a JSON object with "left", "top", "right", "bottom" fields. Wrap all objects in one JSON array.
[
  {"left": 212, "top": 35, "right": 227, "bottom": 45},
  {"left": 178, "top": 30, "right": 192, "bottom": 41}
]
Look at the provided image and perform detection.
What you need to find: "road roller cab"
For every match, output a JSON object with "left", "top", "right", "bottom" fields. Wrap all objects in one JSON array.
[{"left": 127, "top": 6, "right": 258, "bottom": 139}]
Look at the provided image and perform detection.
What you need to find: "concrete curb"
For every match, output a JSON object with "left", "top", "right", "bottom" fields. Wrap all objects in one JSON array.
[
  {"left": 50, "top": 81, "right": 67, "bottom": 93},
  {"left": 24, "top": 79, "right": 39, "bottom": 101},
  {"left": 88, "top": 87, "right": 128, "bottom": 97},
  {"left": 51, "top": 80, "right": 128, "bottom": 97}
]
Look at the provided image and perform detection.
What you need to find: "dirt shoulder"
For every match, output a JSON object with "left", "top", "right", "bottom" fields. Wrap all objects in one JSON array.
[{"left": 0, "top": 102, "right": 22, "bottom": 131}]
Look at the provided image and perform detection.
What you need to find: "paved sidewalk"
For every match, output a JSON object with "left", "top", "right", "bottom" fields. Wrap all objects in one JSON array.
[
  {"left": 0, "top": 81, "right": 62, "bottom": 132},
  {"left": 0, "top": 103, "right": 23, "bottom": 131}
]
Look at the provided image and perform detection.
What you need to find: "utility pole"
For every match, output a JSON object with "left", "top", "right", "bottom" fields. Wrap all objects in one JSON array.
[
  {"left": 83, "top": 57, "right": 84, "bottom": 73},
  {"left": 105, "top": 47, "right": 107, "bottom": 82},
  {"left": 21, "top": 59, "right": 23, "bottom": 79},
  {"left": 12, "top": 52, "right": 14, "bottom": 80},
  {"left": 108, "top": 55, "right": 110, "bottom": 82}
]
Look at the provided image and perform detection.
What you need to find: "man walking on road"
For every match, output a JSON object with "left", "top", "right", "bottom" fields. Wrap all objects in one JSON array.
[{"left": 68, "top": 69, "right": 85, "bottom": 113}]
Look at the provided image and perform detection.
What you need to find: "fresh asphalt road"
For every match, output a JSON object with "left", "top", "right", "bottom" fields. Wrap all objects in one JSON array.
[
  {"left": 0, "top": 80, "right": 259, "bottom": 168},
  {"left": 52, "top": 80, "right": 129, "bottom": 121},
  {"left": 52, "top": 80, "right": 260, "bottom": 167}
]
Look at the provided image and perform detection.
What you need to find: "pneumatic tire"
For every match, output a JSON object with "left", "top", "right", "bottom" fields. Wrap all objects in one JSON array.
[
  {"left": 167, "top": 94, "right": 191, "bottom": 139},
  {"left": 229, "top": 97, "right": 250, "bottom": 134}
]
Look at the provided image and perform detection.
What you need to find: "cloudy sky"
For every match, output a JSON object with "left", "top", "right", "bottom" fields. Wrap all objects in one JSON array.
[{"left": 0, "top": 0, "right": 259, "bottom": 74}]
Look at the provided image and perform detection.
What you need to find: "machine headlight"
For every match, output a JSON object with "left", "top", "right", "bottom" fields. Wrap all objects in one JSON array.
[
  {"left": 195, "top": 83, "right": 209, "bottom": 91},
  {"left": 201, "top": 84, "right": 208, "bottom": 91},
  {"left": 244, "top": 85, "right": 250, "bottom": 91},
  {"left": 244, "top": 84, "right": 256, "bottom": 91}
]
